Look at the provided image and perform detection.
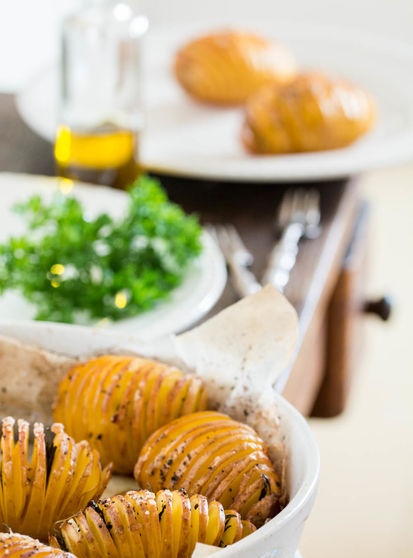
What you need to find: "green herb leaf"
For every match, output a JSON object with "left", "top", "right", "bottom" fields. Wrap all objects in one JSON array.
[{"left": 0, "top": 175, "right": 203, "bottom": 323}]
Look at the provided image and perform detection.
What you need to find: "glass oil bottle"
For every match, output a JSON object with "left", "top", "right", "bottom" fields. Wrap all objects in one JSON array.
[{"left": 54, "top": 0, "right": 148, "bottom": 189}]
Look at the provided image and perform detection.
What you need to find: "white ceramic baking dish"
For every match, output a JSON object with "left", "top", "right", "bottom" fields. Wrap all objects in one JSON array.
[{"left": 0, "top": 287, "right": 320, "bottom": 558}]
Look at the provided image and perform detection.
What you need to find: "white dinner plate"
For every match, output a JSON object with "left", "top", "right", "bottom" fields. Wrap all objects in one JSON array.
[
  {"left": 16, "top": 21, "right": 413, "bottom": 182},
  {"left": 0, "top": 173, "right": 227, "bottom": 339}
]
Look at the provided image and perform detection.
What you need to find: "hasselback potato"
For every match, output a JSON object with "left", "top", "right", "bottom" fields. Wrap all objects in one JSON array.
[
  {"left": 242, "top": 71, "right": 376, "bottom": 154},
  {"left": 134, "top": 411, "right": 282, "bottom": 526},
  {"left": 174, "top": 29, "right": 297, "bottom": 105},
  {"left": 0, "top": 417, "right": 111, "bottom": 542},
  {"left": 50, "top": 489, "right": 255, "bottom": 557},
  {"left": 0, "top": 532, "right": 76, "bottom": 557},
  {"left": 53, "top": 354, "right": 208, "bottom": 474}
]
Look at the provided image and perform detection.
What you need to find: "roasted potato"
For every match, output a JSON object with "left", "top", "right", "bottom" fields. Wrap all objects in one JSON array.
[
  {"left": 174, "top": 29, "right": 297, "bottom": 105},
  {"left": 134, "top": 411, "right": 282, "bottom": 526},
  {"left": 0, "top": 417, "right": 110, "bottom": 542},
  {"left": 242, "top": 71, "right": 376, "bottom": 153},
  {"left": 50, "top": 489, "right": 255, "bottom": 557},
  {"left": 53, "top": 354, "right": 208, "bottom": 474}
]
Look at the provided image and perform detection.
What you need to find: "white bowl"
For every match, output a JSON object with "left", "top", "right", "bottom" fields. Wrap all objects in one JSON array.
[{"left": 0, "top": 320, "right": 320, "bottom": 558}]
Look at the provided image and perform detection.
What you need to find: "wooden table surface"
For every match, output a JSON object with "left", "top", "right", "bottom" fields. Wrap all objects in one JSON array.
[{"left": 0, "top": 92, "right": 362, "bottom": 414}]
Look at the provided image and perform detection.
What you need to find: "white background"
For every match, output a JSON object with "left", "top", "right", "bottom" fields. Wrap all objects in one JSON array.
[{"left": 0, "top": 0, "right": 412, "bottom": 92}]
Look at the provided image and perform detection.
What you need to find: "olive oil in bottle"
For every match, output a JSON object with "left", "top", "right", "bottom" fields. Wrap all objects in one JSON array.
[
  {"left": 54, "top": 125, "right": 140, "bottom": 190},
  {"left": 55, "top": 0, "right": 148, "bottom": 189}
]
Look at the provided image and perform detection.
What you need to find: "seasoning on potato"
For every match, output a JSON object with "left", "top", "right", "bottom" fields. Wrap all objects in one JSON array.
[
  {"left": 53, "top": 354, "right": 208, "bottom": 474},
  {"left": 134, "top": 410, "right": 282, "bottom": 527},
  {"left": 49, "top": 489, "right": 255, "bottom": 557},
  {"left": 0, "top": 417, "right": 111, "bottom": 542}
]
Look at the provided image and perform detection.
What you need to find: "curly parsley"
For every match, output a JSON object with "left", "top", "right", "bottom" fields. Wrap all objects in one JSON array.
[{"left": 0, "top": 175, "right": 203, "bottom": 323}]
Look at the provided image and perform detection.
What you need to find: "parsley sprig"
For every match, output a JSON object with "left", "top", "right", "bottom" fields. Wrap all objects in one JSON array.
[{"left": 0, "top": 175, "right": 203, "bottom": 323}]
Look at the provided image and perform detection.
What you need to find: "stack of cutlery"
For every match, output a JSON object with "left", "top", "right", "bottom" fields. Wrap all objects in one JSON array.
[{"left": 209, "top": 188, "right": 321, "bottom": 298}]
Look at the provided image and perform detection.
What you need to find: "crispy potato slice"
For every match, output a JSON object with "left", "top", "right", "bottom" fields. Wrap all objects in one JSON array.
[
  {"left": 203, "top": 500, "right": 225, "bottom": 546},
  {"left": 219, "top": 511, "right": 243, "bottom": 547},
  {"left": 188, "top": 494, "right": 209, "bottom": 548},
  {"left": 156, "top": 489, "right": 174, "bottom": 558}
]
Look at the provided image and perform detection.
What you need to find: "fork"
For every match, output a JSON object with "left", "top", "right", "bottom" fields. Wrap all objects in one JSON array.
[
  {"left": 261, "top": 188, "right": 322, "bottom": 291},
  {"left": 207, "top": 224, "right": 262, "bottom": 298}
]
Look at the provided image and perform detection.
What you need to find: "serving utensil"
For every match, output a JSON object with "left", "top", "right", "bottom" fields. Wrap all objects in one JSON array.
[
  {"left": 207, "top": 224, "right": 261, "bottom": 298},
  {"left": 262, "top": 188, "right": 322, "bottom": 292}
]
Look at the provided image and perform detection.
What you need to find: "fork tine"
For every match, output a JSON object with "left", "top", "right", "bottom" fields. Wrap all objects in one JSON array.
[
  {"left": 213, "top": 224, "right": 231, "bottom": 253},
  {"left": 289, "top": 189, "right": 300, "bottom": 220},
  {"left": 226, "top": 225, "right": 254, "bottom": 265},
  {"left": 207, "top": 224, "right": 254, "bottom": 267},
  {"left": 206, "top": 223, "right": 261, "bottom": 297},
  {"left": 306, "top": 189, "right": 320, "bottom": 218},
  {"left": 275, "top": 189, "right": 294, "bottom": 231},
  {"left": 293, "top": 188, "right": 308, "bottom": 216},
  {"left": 276, "top": 187, "right": 321, "bottom": 233},
  {"left": 304, "top": 189, "right": 321, "bottom": 239}
]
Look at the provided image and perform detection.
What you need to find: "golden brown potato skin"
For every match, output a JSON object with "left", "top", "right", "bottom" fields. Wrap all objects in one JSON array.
[
  {"left": 50, "top": 489, "right": 256, "bottom": 557},
  {"left": 134, "top": 411, "right": 282, "bottom": 527},
  {"left": 174, "top": 29, "right": 297, "bottom": 105},
  {"left": 242, "top": 72, "right": 376, "bottom": 154},
  {"left": 0, "top": 417, "right": 110, "bottom": 542},
  {"left": 53, "top": 355, "right": 208, "bottom": 475}
]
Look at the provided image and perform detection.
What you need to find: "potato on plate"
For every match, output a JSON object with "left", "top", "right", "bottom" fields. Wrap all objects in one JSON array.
[
  {"left": 242, "top": 71, "right": 376, "bottom": 153},
  {"left": 174, "top": 29, "right": 297, "bottom": 105}
]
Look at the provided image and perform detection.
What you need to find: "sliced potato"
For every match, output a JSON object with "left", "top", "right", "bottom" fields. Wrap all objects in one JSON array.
[
  {"left": 50, "top": 489, "right": 254, "bottom": 557},
  {"left": 174, "top": 29, "right": 297, "bottom": 105},
  {"left": 0, "top": 417, "right": 111, "bottom": 542},
  {"left": 54, "top": 355, "right": 208, "bottom": 474},
  {"left": 135, "top": 411, "right": 281, "bottom": 526},
  {"left": 242, "top": 71, "right": 376, "bottom": 154}
]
